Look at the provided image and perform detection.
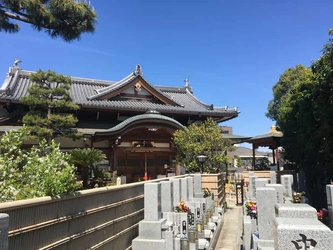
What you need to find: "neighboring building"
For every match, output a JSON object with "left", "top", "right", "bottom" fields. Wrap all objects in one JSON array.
[
  {"left": 228, "top": 146, "right": 269, "bottom": 168},
  {"left": 221, "top": 126, "right": 232, "bottom": 134},
  {"left": 0, "top": 61, "right": 239, "bottom": 182}
]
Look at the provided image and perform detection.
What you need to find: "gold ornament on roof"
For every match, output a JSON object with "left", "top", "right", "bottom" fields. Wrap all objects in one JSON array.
[
  {"left": 135, "top": 82, "right": 142, "bottom": 92},
  {"left": 268, "top": 125, "right": 282, "bottom": 135}
]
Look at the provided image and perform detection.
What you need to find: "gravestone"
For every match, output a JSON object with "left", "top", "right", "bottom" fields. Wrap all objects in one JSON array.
[
  {"left": 161, "top": 181, "right": 174, "bottom": 213},
  {"left": 275, "top": 203, "right": 317, "bottom": 219},
  {"left": 180, "top": 178, "right": 189, "bottom": 202},
  {"left": 248, "top": 176, "right": 258, "bottom": 199},
  {"left": 144, "top": 182, "right": 162, "bottom": 221},
  {"left": 269, "top": 172, "right": 276, "bottom": 184},
  {"left": 273, "top": 218, "right": 333, "bottom": 250},
  {"left": 265, "top": 184, "right": 284, "bottom": 203},
  {"left": 187, "top": 176, "right": 194, "bottom": 200},
  {"left": 171, "top": 179, "right": 181, "bottom": 207},
  {"left": 255, "top": 178, "right": 268, "bottom": 189},
  {"left": 326, "top": 184, "right": 333, "bottom": 230},
  {"left": 132, "top": 182, "right": 167, "bottom": 250},
  {"left": 243, "top": 216, "right": 252, "bottom": 250},
  {"left": 0, "top": 214, "right": 9, "bottom": 250},
  {"left": 256, "top": 187, "right": 277, "bottom": 240},
  {"left": 193, "top": 174, "right": 202, "bottom": 198},
  {"left": 280, "top": 174, "right": 293, "bottom": 198},
  {"left": 252, "top": 234, "right": 274, "bottom": 250}
]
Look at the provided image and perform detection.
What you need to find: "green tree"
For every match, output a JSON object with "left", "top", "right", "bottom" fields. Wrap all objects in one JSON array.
[
  {"left": 0, "top": 127, "right": 81, "bottom": 202},
  {"left": 21, "top": 69, "right": 81, "bottom": 142},
  {"left": 266, "top": 64, "right": 313, "bottom": 122},
  {"left": 255, "top": 157, "right": 270, "bottom": 170},
  {"left": 266, "top": 30, "right": 333, "bottom": 207},
  {"left": 0, "top": 0, "right": 97, "bottom": 42},
  {"left": 173, "top": 118, "right": 234, "bottom": 173},
  {"left": 70, "top": 148, "right": 106, "bottom": 189}
]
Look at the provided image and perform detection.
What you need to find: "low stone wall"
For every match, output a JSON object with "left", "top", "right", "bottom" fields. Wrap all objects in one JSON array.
[{"left": 0, "top": 173, "right": 225, "bottom": 250}]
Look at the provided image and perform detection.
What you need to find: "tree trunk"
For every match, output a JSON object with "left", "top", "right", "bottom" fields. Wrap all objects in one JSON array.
[{"left": 81, "top": 166, "right": 89, "bottom": 189}]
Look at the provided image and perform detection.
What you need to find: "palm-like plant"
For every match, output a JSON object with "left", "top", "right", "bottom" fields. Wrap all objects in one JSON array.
[{"left": 70, "top": 148, "right": 106, "bottom": 189}]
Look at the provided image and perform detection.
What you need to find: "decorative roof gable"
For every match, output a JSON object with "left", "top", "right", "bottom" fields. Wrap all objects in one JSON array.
[{"left": 88, "top": 65, "right": 181, "bottom": 106}]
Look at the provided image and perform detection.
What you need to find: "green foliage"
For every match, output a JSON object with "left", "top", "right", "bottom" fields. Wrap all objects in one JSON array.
[
  {"left": 173, "top": 118, "right": 234, "bottom": 173},
  {"left": 21, "top": 69, "right": 81, "bottom": 142},
  {"left": 0, "top": 0, "right": 97, "bottom": 42},
  {"left": 70, "top": 148, "right": 106, "bottom": 188},
  {"left": 236, "top": 156, "right": 241, "bottom": 168},
  {"left": 266, "top": 64, "right": 313, "bottom": 122},
  {"left": 267, "top": 30, "right": 333, "bottom": 207},
  {"left": 0, "top": 127, "right": 81, "bottom": 202},
  {"left": 255, "top": 157, "right": 270, "bottom": 170}
]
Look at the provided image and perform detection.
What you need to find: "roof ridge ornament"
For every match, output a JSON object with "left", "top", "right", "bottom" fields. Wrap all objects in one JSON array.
[
  {"left": 13, "top": 58, "right": 22, "bottom": 69},
  {"left": 9, "top": 58, "right": 22, "bottom": 74},
  {"left": 184, "top": 78, "right": 189, "bottom": 87},
  {"left": 134, "top": 64, "right": 142, "bottom": 75}
]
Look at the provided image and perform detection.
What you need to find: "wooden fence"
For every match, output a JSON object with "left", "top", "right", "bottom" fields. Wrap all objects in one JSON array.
[{"left": 0, "top": 174, "right": 225, "bottom": 250}]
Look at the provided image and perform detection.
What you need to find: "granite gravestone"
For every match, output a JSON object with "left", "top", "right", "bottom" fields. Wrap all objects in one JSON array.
[
  {"left": 265, "top": 184, "right": 284, "bottom": 203},
  {"left": 248, "top": 176, "right": 258, "bottom": 199},
  {"left": 256, "top": 187, "right": 277, "bottom": 240},
  {"left": 187, "top": 176, "right": 194, "bottom": 201},
  {"left": 275, "top": 203, "right": 317, "bottom": 219},
  {"left": 171, "top": 179, "right": 181, "bottom": 207},
  {"left": 132, "top": 182, "right": 167, "bottom": 250},
  {"left": 144, "top": 182, "right": 162, "bottom": 221},
  {"left": 269, "top": 172, "right": 276, "bottom": 184},
  {"left": 255, "top": 178, "right": 268, "bottom": 189},
  {"left": 273, "top": 218, "right": 333, "bottom": 250},
  {"left": 243, "top": 216, "right": 252, "bottom": 250},
  {"left": 193, "top": 174, "right": 202, "bottom": 198},
  {"left": 161, "top": 181, "right": 174, "bottom": 213},
  {"left": 180, "top": 177, "right": 189, "bottom": 202},
  {"left": 281, "top": 174, "right": 293, "bottom": 198}
]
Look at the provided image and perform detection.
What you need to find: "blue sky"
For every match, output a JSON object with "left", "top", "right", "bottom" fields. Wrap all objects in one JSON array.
[{"left": 0, "top": 0, "right": 332, "bottom": 149}]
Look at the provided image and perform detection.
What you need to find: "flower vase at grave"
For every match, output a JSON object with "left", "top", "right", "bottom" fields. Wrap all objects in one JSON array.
[
  {"left": 180, "top": 237, "right": 189, "bottom": 250},
  {"left": 188, "top": 227, "right": 197, "bottom": 243},
  {"left": 197, "top": 219, "right": 203, "bottom": 232}
]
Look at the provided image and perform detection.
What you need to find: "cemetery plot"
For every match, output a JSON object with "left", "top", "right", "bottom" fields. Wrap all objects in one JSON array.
[{"left": 132, "top": 174, "right": 224, "bottom": 250}]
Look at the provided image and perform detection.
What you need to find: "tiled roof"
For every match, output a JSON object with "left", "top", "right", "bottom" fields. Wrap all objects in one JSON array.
[
  {"left": 0, "top": 67, "right": 239, "bottom": 120},
  {"left": 246, "top": 126, "right": 283, "bottom": 142}
]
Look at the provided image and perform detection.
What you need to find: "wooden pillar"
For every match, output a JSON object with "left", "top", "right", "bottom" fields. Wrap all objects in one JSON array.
[
  {"left": 272, "top": 148, "right": 276, "bottom": 165},
  {"left": 276, "top": 149, "right": 279, "bottom": 170},
  {"left": 112, "top": 145, "right": 118, "bottom": 176},
  {"left": 108, "top": 140, "right": 113, "bottom": 173},
  {"left": 252, "top": 144, "right": 256, "bottom": 171}
]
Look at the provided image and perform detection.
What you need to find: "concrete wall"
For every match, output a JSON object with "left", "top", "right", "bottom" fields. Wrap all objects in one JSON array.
[{"left": 0, "top": 174, "right": 225, "bottom": 250}]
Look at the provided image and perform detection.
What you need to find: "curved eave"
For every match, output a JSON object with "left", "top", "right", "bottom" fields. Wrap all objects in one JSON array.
[
  {"left": 185, "top": 88, "right": 238, "bottom": 113},
  {"left": 94, "top": 113, "right": 185, "bottom": 137},
  {"left": 247, "top": 133, "right": 283, "bottom": 142},
  {"left": 223, "top": 134, "right": 252, "bottom": 144}
]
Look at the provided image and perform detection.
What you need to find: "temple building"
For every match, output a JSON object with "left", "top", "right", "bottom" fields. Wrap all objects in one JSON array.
[{"left": 0, "top": 61, "right": 239, "bottom": 182}]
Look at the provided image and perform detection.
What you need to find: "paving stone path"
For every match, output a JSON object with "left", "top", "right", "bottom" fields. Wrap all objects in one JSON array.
[{"left": 215, "top": 198, "right": 243, "bottom": 250}]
